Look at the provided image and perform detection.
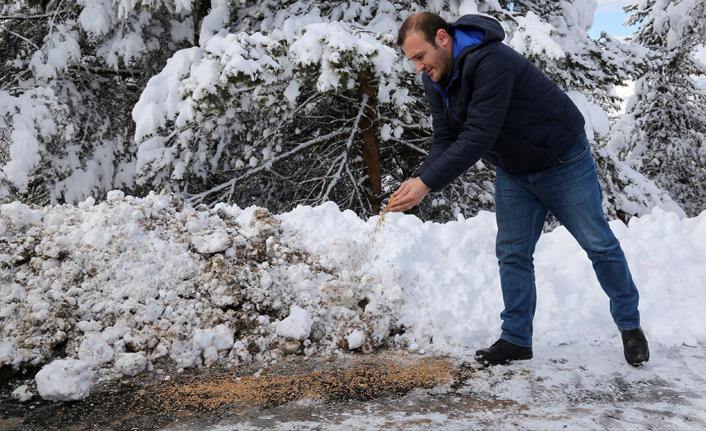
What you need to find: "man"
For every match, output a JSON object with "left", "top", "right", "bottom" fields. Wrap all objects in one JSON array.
[{"left": 389, "top": 12, "right": 650, "bottom": 367}]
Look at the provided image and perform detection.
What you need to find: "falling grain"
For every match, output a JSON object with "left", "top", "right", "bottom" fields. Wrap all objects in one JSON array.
[{"left": 353, "top": 195, "right": 397, "bottom": 270}]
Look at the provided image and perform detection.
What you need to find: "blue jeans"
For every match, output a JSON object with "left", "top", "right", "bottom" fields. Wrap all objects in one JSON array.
[{"left": 495, "top": 133, "right": 640, "bottom": 347}]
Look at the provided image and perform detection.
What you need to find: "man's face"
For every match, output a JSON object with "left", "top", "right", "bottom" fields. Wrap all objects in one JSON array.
[{"left": 400, "top": 31, "right": 453, "bottom": 82}]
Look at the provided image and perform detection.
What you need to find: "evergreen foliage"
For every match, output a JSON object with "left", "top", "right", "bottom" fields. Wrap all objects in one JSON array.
[
  {"left": 609, "top": 0, "right": 706, "bottom": 216},
  {"left": 0, "top": 0, "right": 696, "bottom": 221},
  {"left": 0, "top": 0, "right": 199, "bottom": 204}
]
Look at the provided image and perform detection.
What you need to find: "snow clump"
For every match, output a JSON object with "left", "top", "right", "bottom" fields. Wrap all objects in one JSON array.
[
  {"left": 35, "top": 359, "right": 94, "bottom": 401},
  {"left": 115, "top": 353, "right": 148, "bottom": 377},
  {"left": 12, "top": 385, "right": 33, "bottom": 402},
  {"left": 276, "top": 305, "right": 313, "bottom": 341},
  {"left": 78, "top": 334, "right": 115, "bottom": 368}
]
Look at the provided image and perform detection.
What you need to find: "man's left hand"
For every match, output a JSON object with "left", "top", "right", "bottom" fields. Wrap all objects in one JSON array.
[{"left": 388, "top": 177, "right": 431, "bottom": 212}]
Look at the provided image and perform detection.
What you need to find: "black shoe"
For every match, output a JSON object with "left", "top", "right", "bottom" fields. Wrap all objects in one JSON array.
[
  {"left": 475, "top": 339, "right": 533, "bottom": 365},
  {"left": 620, "top": 327, "right": 650, "bottom": 367}
]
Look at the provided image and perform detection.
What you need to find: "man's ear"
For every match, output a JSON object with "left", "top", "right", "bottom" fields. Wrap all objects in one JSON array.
[{"left": 436, "top": 29, "right": 451, "bottom": 47}]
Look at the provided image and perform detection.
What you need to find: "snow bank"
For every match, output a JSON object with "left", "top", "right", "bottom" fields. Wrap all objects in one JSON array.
[
  {"left": 279, "top": 202, "right": 706, "bottom": 350},
  {"left": 0, "top": 193, "right": 705, "bottom": 399}
]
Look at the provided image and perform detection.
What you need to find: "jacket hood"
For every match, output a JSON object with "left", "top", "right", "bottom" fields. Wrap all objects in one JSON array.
[
  {"left": 448, "top": 15, "right": 505, "bottom": 73},
  {"left": 451, "top": 14, "right": 505, "bottom": 45}
]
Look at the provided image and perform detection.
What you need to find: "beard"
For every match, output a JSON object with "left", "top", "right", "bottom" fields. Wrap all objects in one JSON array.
[{"left": 428, "top": 44, "right": 454, "bottom": 82}]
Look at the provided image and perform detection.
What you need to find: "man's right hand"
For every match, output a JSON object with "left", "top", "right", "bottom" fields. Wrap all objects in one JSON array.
[{"left": 388, "top": 177, "right": 431, "bottom": 212}]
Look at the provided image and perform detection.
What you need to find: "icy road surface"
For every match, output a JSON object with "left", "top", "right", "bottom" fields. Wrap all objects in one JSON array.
[{"left": 166, "top": 345, "right": 706, "bottom": 431}]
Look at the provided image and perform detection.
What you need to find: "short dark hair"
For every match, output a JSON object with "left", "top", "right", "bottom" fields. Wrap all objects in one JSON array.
[{"left": 397, "top": 12, "right": 452, "bottom": 47}]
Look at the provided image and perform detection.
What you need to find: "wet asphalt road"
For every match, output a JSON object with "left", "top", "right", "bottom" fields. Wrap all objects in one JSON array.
[{"left": 2, "top": 344, "right": 706, "bottom": 430}]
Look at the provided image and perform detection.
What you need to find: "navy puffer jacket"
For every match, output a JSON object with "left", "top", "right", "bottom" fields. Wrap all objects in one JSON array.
[{"left": 416, "top": 15, "right": 586, "bottom": 192}]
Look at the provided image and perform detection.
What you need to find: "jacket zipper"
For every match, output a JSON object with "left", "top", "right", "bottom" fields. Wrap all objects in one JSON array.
[
  {"left": 431, "top": 74, "right": 464, "bottom": 130},
  {"left": 431, "top": 73, "right": 511, "bottom": 172}
]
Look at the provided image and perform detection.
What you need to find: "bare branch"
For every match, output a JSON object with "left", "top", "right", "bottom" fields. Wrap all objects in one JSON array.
[
  {"left": 377, "top": 116, "right": 429, "bottom": 128},
  {"left": 316, "top": 152, "right": 346, "bottom": 201},
  {"left": 0, "top": 24, "right": 40, "bottom": 50},
  {"left": 395, "top": 140, "right": 429, "bottom": 155},
  {"left": 48, "top": 0, "right": 65, "bottom": 36},
  {"left": 0, "top": 13, "right": 55, "bottom": 20},
  {"left": 70, "top": 64, "right": 143, "bottom": 77},
  {"left": 346, "top": 164, "right": 367, "bottom": 212},
  {"left": 249, "top": 92, "right": 322, "bottom": 149},
  {"left": 186, "top": 129, "right": 349, "bottom": 205},
  {"left": 321, "top": 94, "right": 369, "bottom": 203}
]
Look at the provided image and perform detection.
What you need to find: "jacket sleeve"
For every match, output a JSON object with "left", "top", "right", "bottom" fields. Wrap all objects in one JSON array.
[
  {"left": 414, "top": 77, "right": 458, "bottom": 179},
  {"left": 419, "top": 47, "right": 515, "bottom": 191}
]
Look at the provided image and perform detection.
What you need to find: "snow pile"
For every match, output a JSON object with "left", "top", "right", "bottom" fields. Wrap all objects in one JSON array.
[
  {"left": 1, "top": 192, "right": 706, "bottom": 400},
  {"left": 0, "top": 191, "right": 405, "bottom": 400}
]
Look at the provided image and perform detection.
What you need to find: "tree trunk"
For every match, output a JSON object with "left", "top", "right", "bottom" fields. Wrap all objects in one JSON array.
[
  {"left": 193, "top": 0, "right": 211, "bottom": 47},
  {"left": 358, "top": 73, "right": 381, "bottom": 214}
]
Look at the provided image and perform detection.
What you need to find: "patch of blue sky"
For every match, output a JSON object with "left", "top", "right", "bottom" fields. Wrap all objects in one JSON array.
[
  {"left": 590, "top": 0, "right": 637, "bottom": 39},
  {"left": 591, "top": 0, "right": 705, "bottom": 90}
]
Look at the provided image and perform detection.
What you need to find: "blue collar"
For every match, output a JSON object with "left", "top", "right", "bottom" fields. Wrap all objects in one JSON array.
[{"left": 452, "top": 28, "right": 484, "bottom": 57}]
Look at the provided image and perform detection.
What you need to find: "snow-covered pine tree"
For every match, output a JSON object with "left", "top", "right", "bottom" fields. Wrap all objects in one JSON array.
[
  {"left": 133, "top": 0, "right": 652, "bottom": 219},
  {"left": 0, "top": 0, "right": 202, "bottom": 204},
  {"left": 496, "top": 0, "right": 683, "bottom": 221},
  {"left": 134, "top": 0, "right": 427, "bottom": 216},
  {"left": 133, "top": 0, "right": 493, "bottom": 219},
  {"left": 609, "top": 0, "right": 706, "bottom": 217},
  {"left": 136, "top": 0, "right": 647, "bottom": 220}
]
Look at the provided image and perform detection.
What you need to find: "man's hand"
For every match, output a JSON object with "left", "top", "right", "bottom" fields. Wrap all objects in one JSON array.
[{"left": 388, "top": 177, "right": 431, "bottom": 212}]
